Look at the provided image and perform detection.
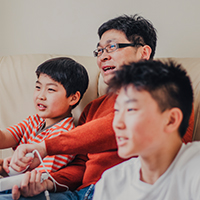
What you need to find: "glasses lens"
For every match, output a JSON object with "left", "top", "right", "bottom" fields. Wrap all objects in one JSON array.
[
  {"left": 106, "top": 44, "right": 117, "bottom": 53},
  {"left": 94, "top": 48, "right": 103, "bottom": 57},
  {"left": 93, "top": 50, "right": 98, "bottom": 57},
  {"left": 93, "top": 43, "right": 118, "bottom": 57}
]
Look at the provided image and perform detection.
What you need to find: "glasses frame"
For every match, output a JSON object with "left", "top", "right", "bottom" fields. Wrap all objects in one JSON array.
[{"left": 93, "top": 42, "right": 144, "bottom": 57}]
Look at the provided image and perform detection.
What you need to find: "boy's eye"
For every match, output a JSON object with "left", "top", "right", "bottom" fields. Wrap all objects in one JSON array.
[
  {"left": 127, "top": 108, "right": 137, "bottom": 112},
  {"left": 114, "top": 108, "right": 119, "bottom": 113},
  {"left": 35, "top": 85, "right": 40, "bottom": 90}
]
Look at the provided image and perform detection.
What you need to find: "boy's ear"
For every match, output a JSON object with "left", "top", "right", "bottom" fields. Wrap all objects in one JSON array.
[
  {"left": 165, "top": 108, "right": 183, "bottom": 133},
  {"left": 141, "top": 45, "right": 152, "bottom": 60},
  {"left": 69, "top": 91, "right": 81, "bottom": 106}
]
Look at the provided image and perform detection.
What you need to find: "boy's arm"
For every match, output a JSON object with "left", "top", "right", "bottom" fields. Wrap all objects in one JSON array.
[
  {"left": 1, "top": 115, "right": 40, "bottom": 149},
  {"left": 0, "top": 129, "right": 17, "bottom": 149}
]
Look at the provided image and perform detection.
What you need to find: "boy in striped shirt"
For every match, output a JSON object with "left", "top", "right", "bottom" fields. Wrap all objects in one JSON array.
[{"left": 0, "top": 57, "right": 88, "bottom": 175}]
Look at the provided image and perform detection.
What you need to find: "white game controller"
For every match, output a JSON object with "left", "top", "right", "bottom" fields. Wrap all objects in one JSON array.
[
  {"left": 0, "top": 151, "right": 49, "bottom": 192},
  {"left": 0, "top": 172, "right": 48, "bottom": 192},
  {"left": 8, "top": 152, "right": 35, "bottom": 176}
]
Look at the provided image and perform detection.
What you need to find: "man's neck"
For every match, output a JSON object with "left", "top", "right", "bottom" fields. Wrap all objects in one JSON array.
[{"left": 139, "top": 140, "right": 182, "bottom": 185}]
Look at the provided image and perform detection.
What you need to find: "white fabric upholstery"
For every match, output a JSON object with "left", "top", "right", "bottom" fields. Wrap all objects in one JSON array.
[{"left": 0, "top": 55, "right": 200, "bottom": 158}]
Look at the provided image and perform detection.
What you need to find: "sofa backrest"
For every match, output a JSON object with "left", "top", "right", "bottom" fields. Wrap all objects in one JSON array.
[{"left": 0, "top": 55, "right": 200, "bottom": 159}]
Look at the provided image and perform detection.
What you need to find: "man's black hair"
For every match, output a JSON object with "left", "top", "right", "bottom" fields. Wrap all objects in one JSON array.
[
  {"left": 98, "top": 14, "right": 157, "bottom": 59},
  {"left": 36, "top": 57, "right": 89, "bottom": 109},
  {"left": 108, "top": 60, "right": 193, "bottom": 137}
]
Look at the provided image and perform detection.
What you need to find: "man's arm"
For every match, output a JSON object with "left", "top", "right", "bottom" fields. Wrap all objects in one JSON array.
[
  {"left": 9, "top": 95, "right": 117, "bottom": 170},
  {"left": 182, "top": 104, "right": 194, "bottom": 143},
  {"left": 49, "top": 154, "right": 88, "bottom": 192},
  {"left": 46, "top": 112, "right": 117, "bottom": 156},
  {"left": 8, "top": 112, "right": 115, "bottom": 172},
  {"left": 46, "top": 94, "right": 117, "bottom": 155}
]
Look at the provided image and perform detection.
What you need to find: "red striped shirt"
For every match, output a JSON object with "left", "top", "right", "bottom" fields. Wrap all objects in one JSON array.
[{"left": 7, "top": 114, "right": 75, "bottom": 172}]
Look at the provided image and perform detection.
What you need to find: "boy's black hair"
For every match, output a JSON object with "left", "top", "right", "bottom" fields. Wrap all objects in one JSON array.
[
  {"left": 108, "top": 60, "right": 193, "bottom": 138},
  {"left": 98, "top": 14, "right": 157, "bottom": 59},
  {"left": 36, "top": 57, "right": 89, "bottom": 109}
]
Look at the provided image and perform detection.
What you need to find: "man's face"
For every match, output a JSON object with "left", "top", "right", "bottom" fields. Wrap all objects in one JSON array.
[
  {"left": 113, "top": 85, "right": 168, "bottom": 159},
  {"left": 97, "top": 29, "right": 144, "bottom": 84}
]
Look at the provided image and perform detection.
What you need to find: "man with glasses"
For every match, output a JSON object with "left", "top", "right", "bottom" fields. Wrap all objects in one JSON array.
[
  {"left": 93, "top": 43, "right": 145, "bottom": 57},
  {"left": 1, "top": 14, "right": 193, "bottom": 200}
]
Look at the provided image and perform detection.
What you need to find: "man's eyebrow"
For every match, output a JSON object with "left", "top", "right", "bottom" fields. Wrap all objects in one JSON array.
[
  {"left": 97, "top": 39, "right": 116, "bottom": 47},
  {"left": 36, "top": 80, "right": 41, "bottom": 84}
]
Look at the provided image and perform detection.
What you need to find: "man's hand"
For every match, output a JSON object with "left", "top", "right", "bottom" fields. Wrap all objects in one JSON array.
[
  {"left": 9, "top": 142, "right": 47, "bottom": 172},
  {"left": 12, "top": 170, "right": 54, "bottom": 200}
]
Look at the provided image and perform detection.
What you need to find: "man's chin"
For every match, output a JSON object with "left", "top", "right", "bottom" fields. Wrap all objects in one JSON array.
[{"left": 103, "top": 74, "right": 115, "bottom": 85}]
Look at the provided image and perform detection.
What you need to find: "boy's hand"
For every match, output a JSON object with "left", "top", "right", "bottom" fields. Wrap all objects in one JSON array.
[
  {"left": 12, "top": 170, "right": 54, "bottom": 200},
  {"left": 3, "top": 156, "right": 12, "bottom": 175},
  {"left": 0, "top": 158, "right": 9, "bottom": 177},
  {"left": 9, "top": 142, "right": 47, "bottom": 172}
]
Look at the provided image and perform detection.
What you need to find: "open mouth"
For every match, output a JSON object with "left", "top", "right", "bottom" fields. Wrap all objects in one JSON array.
[
  {"left": 38, "top": 104, "right": 47, "bottom": 109},
  {"left": 103, "top": 66, "right": 116, "bottom": 72},
  {"left": 118, "top": 137, "right": 126, "bottom": 141},
  {"left": 116, "top": 136, "right": 128, "bottom": 146}
]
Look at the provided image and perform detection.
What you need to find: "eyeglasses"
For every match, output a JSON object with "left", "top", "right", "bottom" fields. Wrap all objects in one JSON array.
[{"left": 93, "top": 42, "right": 144, "bottom": 57}]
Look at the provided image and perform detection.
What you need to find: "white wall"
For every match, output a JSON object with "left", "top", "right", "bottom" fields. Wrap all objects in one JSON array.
[{"left": 1, "top": 0, "right": 200, "bottom": 58}]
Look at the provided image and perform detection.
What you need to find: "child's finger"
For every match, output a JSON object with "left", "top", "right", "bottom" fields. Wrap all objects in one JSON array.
[{"left": 3, "top": 156, "right": 11, "bottom": 173}]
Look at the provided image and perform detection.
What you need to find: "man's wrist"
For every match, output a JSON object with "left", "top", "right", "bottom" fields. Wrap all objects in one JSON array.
[{"left": 46, "top": 179, "right": 54, "bottom": 192}]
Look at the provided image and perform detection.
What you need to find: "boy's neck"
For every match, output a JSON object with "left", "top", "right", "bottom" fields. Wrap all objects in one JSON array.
[
  {"left": 44, "top": 113, "right": 72, "bottom": 128},
  {"left": 139, "top": 139, "right": 182, "bottom": 185}
]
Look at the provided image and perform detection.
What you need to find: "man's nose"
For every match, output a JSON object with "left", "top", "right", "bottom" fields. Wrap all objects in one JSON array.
[{"left": 100, "top": 49, "right": 111, "bottom": 61}]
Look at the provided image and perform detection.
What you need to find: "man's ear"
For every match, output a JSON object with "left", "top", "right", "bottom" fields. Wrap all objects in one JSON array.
[
  {"left": 69, "top": 91, "right": 81, "bottom": 107},
  {"left": 141, "top": 45, "right": 152, "bottom": 60},
  {"left": 165, "top": 108, "right": 183, "bottom": 133}
]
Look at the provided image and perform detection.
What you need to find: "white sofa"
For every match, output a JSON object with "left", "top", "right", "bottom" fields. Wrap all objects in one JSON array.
[{"left": 0, "top": 54, "right": 200, "bottom": 158}]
